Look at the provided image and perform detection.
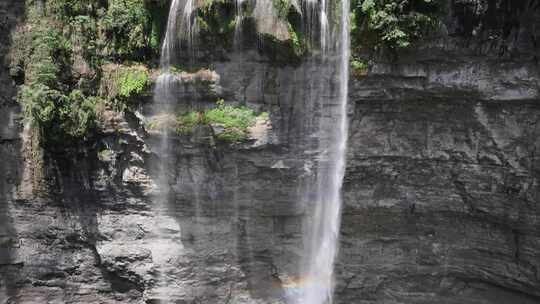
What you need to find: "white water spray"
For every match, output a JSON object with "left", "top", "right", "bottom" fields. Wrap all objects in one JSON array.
[
  {"left": 233, "top": 0, "right": 245, "bottom": 50},
  {"left": 160, "top": 0, "right": 180, "bottom": 69},
  {"left": 148, "top": 0, "right": 200, "bottom": 301},
  {"left": 153, "top": 1, "right": 350, "bottom": 302},
  {"left": 160, "top": 0, "right": 197, "bottom": 70},
  {"left": 299, "top": 0, "right": 351, "bottom": 303}
]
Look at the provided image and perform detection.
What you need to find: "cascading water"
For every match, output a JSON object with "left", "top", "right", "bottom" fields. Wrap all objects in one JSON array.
[
  {"left": 318, "top": 0, "right": 329, "bottom": 54},
  {"left": 302, "top": 0, "right": 329, "bottom": 52},
  {"left": 152, "top": 0, "right": 350, "bottom": 302},
  {"left": 179, "top": 0, "right": 197, "bottom": 61},
  {"left": 154, "top": 0, "right": 198, "bottom": 129},
  {"left": 148, "top": 0, "right": 199, "bottom": 301},
  {"left": 160, "top": 0, "right": 179, "bottom": 69},
  {"left": 233, "top": 0, "right": 245, "bottom": 50},
  {"left": 159, "top": 0, "right": 197, "bottom": 71},
  {"left": 298, "top": 0, "right": 351, "bottom": 303}
]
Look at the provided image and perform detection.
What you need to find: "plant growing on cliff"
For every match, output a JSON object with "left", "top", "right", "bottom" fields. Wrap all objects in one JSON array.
[
  {"left": 204, "top": 100, "right": 258, "bottom": 142},
  {"left": 12, "top": 0, "right": 167, "bottom": 147},
  {"left": 197, "top": 0, "right": 238, "bottom": 52},
  {"left": 16, "top": 19, "right": 101, "bottom": 144},
  {"left": 147, "top": 100, "right": 268, "bottom": 143},
  {"left": 100, "top": 64, "right": 152, "bottom": 112},
  {"left": 118, "top": 69, "right": 150, "bottom": 98},
  {"left": 102, "top": 0, "right": 155, "bottom": 60},
  {"left": 25, "top": 26, "right": 72, "bottom": 88},
  {"left": 20, "top": 85, "right": 100, "bottom": 142},
  {"left": 352, "top": 0, "right": 443, "bottom": 51},
  {"left": 273, "top": 0, "right": 293, "bottom": 18},
  {"left": 14, "top": 2, "right": 103, "bottom": 145},
  {"left": 351, "top": 58, "right": 369, "bottom": 77}
]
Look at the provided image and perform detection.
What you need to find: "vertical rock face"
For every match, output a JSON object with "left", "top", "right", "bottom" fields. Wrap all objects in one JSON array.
[
  {"left": 0, "top": 1, "right": 539, "bottom": 303},
  {"left": 0, "top": 0, "right": 24, "bottom": 299},
  {"left": 337, "top": 1, "right": 540, "bottom": 302},
  {"left": 339, "top": 98, "right": 540, "bottom": 303}
]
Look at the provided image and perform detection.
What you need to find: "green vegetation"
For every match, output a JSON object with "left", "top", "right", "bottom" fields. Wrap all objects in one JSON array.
[
  {"left": 351, "top": 58, "right": 369, "bottom": 77},
  {"left": 194, "top": 0, "right": 306, "bottom": 63},
  {"left": 100, "top": 64, "right": 152, "bottom": 112},
  {"left": 24, "top": 26, "right": 71, "bottom": 88},
  {"left": 102, "top": 0, "right": 154, "bottom": 60},
  {"left": 11, "top": 0, "right": 444, "bottom": 147},
  {"left": 15, "top": 9, "right": 101, "bottom": 144},
  {"left": 204, "top": 100, "right": 261, "bottom": 142},
  {"left": 287, "top": 22, "right": 307, "bottom": 58},
  {"left": 147, "top": 100, "right": 268, "bottom": 143},
  {"left": 11, "top": 0, "right": 167, "bottom": 147},
  {"left": 177, "top": 100, "right": 263, "bottom": 143},
  {"left": 118, "top": 69, "right": 150, "bottom": 98},
  {"left": 273, "top": 0, "right": 307, "bottom": 61},
  {"left": 273, "top": 0, "right": 293, "bottom": 19},
  {"left": 43, "top": 0, "right": 166, "bottom": 61},
  {"left": 352, "top": 0, "right": 443, "bottom": 51},
  {"left": 20, "top": 85, "right": 101, "bottom": 142},
  {"left": 197, "top": 0, "right": 238, "bottom": 53}
]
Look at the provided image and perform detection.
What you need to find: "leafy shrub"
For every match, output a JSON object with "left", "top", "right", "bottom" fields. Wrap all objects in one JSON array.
[
  {"left": 176, "top": 112, "right": 203, "bottom": 134},
  {"left": 99, "top": 64, "right": 152, "bottom": 112},
  {"left": 20, "top": 85, "right": 100, "bottom": 143},
  {"left": 273, "top": 0, "right": 293, "bottom": 19},
  {"left": 197, "top": 0, "right": 237, "bottom": 53},
  {"left": 15, "top": 5, "right": 101, "bottom": 145},
  {"left": 25, "top": 26, "right": 72, "bottom": 88},
  {"left": 352, "top": 0, "right": 443, "bottom": 51},
  {"left": 204, "top": 102, "right": 258, "bottom": 142},
  {"left": 69, "top": 15, "right": 101, "bottom": 68},
  {"left": 148, "top": 100, "right": 268, "bottom": 143},
  {"left": 13, "top": 0, "right": 164, "bottom": 147},
  {"left": 118, "top": 69, "right": 150, "bottom": 98},
  {"left": 47, "top": 0, "right": 105, "bottom": 20},
  {"left": 102, "top": 0, "right": 153, "bottom": 60},
  {"left": 351, "top": 58, "right": 368, "bottom": 77}
]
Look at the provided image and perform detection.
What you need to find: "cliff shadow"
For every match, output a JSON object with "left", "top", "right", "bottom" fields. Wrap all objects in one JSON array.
[
  {"left": 145, "top": 130, "right": 302, "bottom": 303},
  {"left": 0, "top": 0, "right": 25, "bottom": 301},
  {"left": 40, "top": 143, "right": 147, "bottom": 301}
]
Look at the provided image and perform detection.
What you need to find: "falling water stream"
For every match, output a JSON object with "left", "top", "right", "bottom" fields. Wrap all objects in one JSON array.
[
  {"left": 299, "top": 0, "right": 350, "bottom": 303},
  {"left": 149, "top": 0, "right": 198, "bottom": 301},
  {"left": 153, "top": 0, "right": 350, "bottom": 303},
  {"left": 233, "top": 0, "right": 245, "bottom": 49}
]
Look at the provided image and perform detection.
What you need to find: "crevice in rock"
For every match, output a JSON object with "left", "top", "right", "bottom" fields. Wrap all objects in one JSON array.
[
  {"left": 339, "top": 273, "right": 358, "bottom": 294},
  {"left": 512, "top": 228, "right": 521, "bottom": 261},
  {"left": 451, "top": 173, "right": 482, "bottom": 215},
  {"left": 0, "top": 138, "right": 20, "bottom": 145},
  {"left": 223, "top": 282, "right": 234, "bottom": 304},
  {"left": 90, "top": 242, "right": 145, "bottom": 294},
  {"left": 460, "top": 277, "right": 540, "bottom": 301}
]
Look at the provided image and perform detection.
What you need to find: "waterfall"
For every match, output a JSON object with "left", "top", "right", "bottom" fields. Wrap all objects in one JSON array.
[
  {"left": 299, "top": 0, "right": 350, "bottom": 303},
  {"left": 233, "top": 0, "right": 245, "bottom": 50},
  {"left": 160, "top": 0, "right": 197, "bottom": 70},
  {"left": 160, "top": 0, "right": 180, "bottom": 69},
  {"left": 152, "top": 0, "right": 350, "bottom": 302},
  {"left": 147, "top": 0, "right": 199, "bottom": 301},
  {"left": 179, "top": 0, "right": 197, "bottom": 61},
  {"left": 319, "top": 0, "right": 329, "bottom": 54},
  {"left": 155, "top": 0, "right": 198, "bottom": 113},
  {"left": 302, "top": 0, "right": 329, "bottom": 52}
]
